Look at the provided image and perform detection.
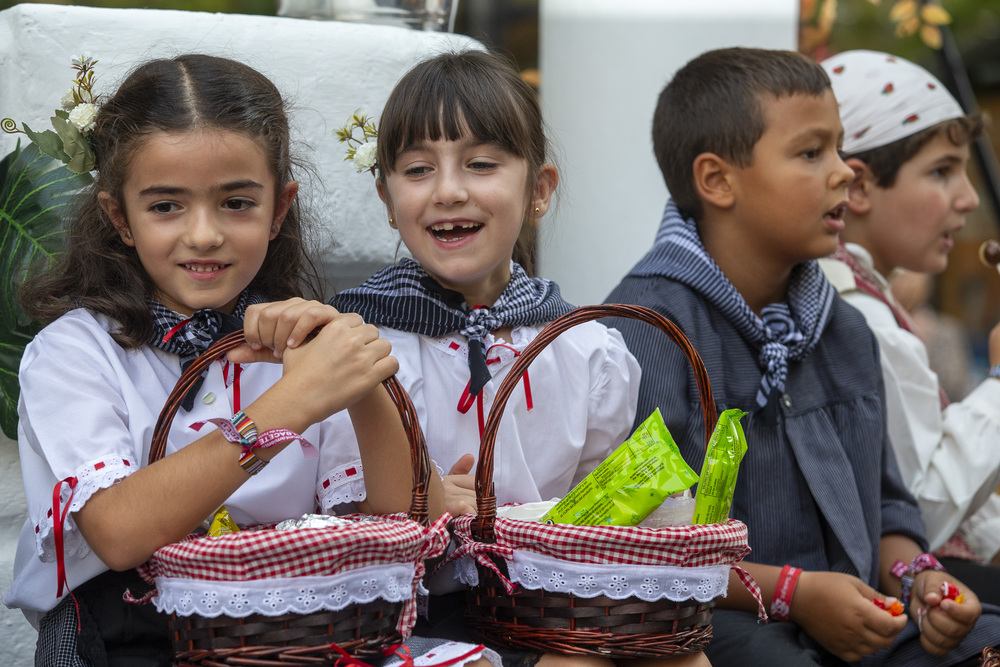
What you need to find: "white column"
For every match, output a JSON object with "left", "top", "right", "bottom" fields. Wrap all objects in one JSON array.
[{"left": 538, "top": 0, "right": 799, "bottom": 305}]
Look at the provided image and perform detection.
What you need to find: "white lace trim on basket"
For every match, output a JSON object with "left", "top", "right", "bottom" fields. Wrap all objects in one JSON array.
[
  {"left": 153, "top": 562, "right": 415, "bottom": 618},
  {"left": 456, "top": 549, "right": 729, "bottom": 603},
  {"left": 36, "top": 455, "right": 136, "bottom": 562},
  {"left": 317, "top": 459, "right": 367, "bottom": 510}
]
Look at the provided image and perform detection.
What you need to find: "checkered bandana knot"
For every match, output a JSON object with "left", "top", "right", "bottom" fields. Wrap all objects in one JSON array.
[
  {"left": 147, "top": 289, "right": 268, "bottom": 410},
  {"left": 335, "top": 258, "right": 574, "bottom": 396},
  {"left": 629, "top": 201, "right": 836, "bottom": 408}
]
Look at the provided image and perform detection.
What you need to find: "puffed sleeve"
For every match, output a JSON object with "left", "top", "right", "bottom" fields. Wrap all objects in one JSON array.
[
  {"left": 314, "top": 410, "right": 368, "bottom": 513},
  {"left": 18, "top": 312, "right": 146, "bottom": 562}
]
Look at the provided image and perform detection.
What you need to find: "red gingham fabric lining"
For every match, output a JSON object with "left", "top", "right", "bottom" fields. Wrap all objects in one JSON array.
[
  {"left": 448, "top": 515, "right": 765, "bottom": 619},
  {"left": 136, "top": 513, "right": 451, "bottom": 634},
  {"left": 139, "top": 513, "right": 450, "bottom": 582},
  {"left": 450, "top": 515, "right": 750, "bottom": 567}
]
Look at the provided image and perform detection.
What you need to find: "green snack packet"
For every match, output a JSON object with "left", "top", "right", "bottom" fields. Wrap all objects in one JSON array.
[
  {"left": 540, "top": 409, "right": 699, "bottom": 526},
  {"left": 692, "top": 408, "right": 748, "bottom": 525}
]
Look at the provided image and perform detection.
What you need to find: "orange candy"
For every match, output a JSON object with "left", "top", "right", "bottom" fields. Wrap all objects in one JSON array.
[{"left": 873, "top": 598, "right": 905, "bottom": 616}]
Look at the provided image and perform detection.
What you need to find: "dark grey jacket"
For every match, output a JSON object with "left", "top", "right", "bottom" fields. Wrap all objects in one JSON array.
[{"left": 605, "top": 273, "right": 927, "bottom": 587}]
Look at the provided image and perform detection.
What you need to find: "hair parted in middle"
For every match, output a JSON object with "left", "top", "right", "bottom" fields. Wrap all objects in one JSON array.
[
  {"left": 653, "top": 47, "right": 832, "bottom": 221},
  {"left": 20, "top": 53, "right": 321, "bottom": 348}
]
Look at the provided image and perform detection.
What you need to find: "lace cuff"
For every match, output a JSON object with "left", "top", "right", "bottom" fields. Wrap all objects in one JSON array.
[
  {"left": 317, "top": 460, "right": 366, "bottom": 511},
  {"left": 455, "top": 549, "right": 730, "bottom": 603},
  {"left": 35, "top": 455, "right": 137, "bottom": 562},
  {"left": 153, "top": 562, "right": 415, "bottom": 618}
]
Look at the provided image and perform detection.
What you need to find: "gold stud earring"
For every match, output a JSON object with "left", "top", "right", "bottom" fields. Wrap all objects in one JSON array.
[{"left": 534, "top": 207, "right": 540, "bottom": 213}]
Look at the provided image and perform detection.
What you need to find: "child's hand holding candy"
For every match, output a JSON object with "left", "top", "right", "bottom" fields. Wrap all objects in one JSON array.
[
  {"left": 911, "top": 572, "right": 981, "bottom": 656},
  {"left": 790, "top": 571, "right": 907, "bottom": 661}
]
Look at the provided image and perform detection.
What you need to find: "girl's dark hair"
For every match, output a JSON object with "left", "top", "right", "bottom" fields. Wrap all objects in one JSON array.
[
  {"left": 20, "top": 54, "right": 320, "bottom": 347},
  {"left": 845, "top": 114, "right": 985, "bottom": 187},
  {"left": 376, "top": 50, "right": 549, "bottom": 272}
]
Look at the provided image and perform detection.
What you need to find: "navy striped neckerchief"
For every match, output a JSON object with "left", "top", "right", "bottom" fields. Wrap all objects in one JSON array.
[
  {"left": 147, "top": 289, "right": 268, "bottom": 410},
  {"left": 628, "top": 200, "right": 837, "bottom": 409},
  {"left": 334, "top": 258, "right": 574, "bottom": 396}
]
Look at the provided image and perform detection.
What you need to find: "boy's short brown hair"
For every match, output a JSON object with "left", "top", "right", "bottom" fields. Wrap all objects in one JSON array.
[
  {"left": 845, "top": 114, "right": 984, "bottom": 187},
  {"left": 653, "top": 47, "right": 831, "bottom": 220}
]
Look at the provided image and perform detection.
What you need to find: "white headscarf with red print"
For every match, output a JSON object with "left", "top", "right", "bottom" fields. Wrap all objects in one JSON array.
[{"left": 822, "top": 49, "right": 964, "bottom": 155}]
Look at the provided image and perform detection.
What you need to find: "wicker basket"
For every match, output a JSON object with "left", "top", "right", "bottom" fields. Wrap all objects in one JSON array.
[
  {"left": 143, "top": 330, "right": 447, "bottom": 666},
  {"left": 451, "top": 304, "right": 758, "bottom": 658}
]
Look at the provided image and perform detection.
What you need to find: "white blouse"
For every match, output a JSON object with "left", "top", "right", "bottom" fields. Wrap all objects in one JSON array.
[
  {"left": 363, "top": 321, "right": 640, "bottom": 506},
  {"left": 821, "top": 247, "right": 1000, "bottom": 560},
  {"left": 3, "top": 308, "right": 367, "bottom": 623}
]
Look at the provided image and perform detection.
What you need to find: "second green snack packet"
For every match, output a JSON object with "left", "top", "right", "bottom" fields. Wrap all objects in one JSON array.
[
  {"left": 692, "top": 408, "right": 748, "bottom": 525},
  {"left": 541, "top": 409, "right": 699, "bottom": 526}
]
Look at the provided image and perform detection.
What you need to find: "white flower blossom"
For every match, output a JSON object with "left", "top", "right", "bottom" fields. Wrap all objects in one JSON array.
[
  {"left": 68, "top": 102, "right": 99, "bottom": 133},
  {"left": 60, "top": 89, "right": 78, "bottom": 112},
  {"left": 71, "top": 52, "right": 94, "bottom": 68},
  {"left": 352, "top": 140, "right": 378, "bottom": 173}
]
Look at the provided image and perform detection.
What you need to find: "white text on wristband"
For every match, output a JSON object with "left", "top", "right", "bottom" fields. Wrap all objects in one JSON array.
[{"left": 770, "top": 564, "right": 802, "bottom": 622}]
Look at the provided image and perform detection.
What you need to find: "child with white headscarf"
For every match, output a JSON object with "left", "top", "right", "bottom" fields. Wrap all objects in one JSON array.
[{"left": 819, "top": 49, "right": 1000, "bottom": 604}]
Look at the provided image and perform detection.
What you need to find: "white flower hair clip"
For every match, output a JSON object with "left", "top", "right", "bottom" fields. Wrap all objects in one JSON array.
[
  {"left": 335, "top": 109, "right": 378, "bottom": 175},
  {"left": 2, "top": 53, "right": 99, "bottom": 176}
]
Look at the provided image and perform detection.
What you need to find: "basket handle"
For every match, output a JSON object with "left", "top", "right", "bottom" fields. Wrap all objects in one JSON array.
[
  {"left": 148, "top": 330, "right": 432, "bottom": 527},
  {"left": 471, "top": 304, "right": 716, "bottom": 542}
]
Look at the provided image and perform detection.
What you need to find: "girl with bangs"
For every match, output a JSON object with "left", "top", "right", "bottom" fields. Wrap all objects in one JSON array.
[{"left": 334, "top": 50, "right": 708, "bottom": 667}]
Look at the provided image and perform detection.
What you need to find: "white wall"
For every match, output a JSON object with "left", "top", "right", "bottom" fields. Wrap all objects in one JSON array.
[
  {"left": 537, "top": 0, "right": 799, "bottom": 306},
  {"left": 0, "top": 5, "right": 479, "bottom": 664}
]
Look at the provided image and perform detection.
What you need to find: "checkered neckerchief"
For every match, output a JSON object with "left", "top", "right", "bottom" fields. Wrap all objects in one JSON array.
[{"left": 335, "top": 259, "right": 573, "bottom": 396}]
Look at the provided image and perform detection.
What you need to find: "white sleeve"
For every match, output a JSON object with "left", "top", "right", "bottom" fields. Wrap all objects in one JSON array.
[
  {"left": 958, "top": 493, "right": 1000, "bottom": 563},
  {"left": 842, "top": 290, "right": 1000, "bottom": 551},
  {"left": 315, "top": 411, "right": 367, "bottom": 513},
  {"left": 314, "top": 331, "right": 426, "bottom": 513},
  {"left": 575, "top": 326, "right": 641, "bottom": 486},
  {"left": 17, "top": 316, "right": 141, "bottom": 562}
]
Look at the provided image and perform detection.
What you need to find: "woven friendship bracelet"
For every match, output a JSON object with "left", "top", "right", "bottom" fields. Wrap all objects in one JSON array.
[
  {"left": 769, "top": 564, "right": 802, "bottom": 622},
  {"left": 890, "top": 553, "right": 945, "bottom": 610},
  {"left": 189, "top": 414, "right": 318, "bottom": 476},
  {"left": 230, "top": 410, "right": 259, "bottom": 449}
]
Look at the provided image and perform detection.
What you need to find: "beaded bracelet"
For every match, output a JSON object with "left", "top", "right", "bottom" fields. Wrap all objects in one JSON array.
[
  {"left": 770, "top": 564, "right": 802, "bottom": 622},
  {"left": 890, "top": 553, "right": 946, "bottom": 611}
]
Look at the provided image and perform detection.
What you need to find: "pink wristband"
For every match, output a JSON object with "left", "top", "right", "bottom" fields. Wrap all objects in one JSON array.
[{"left": 770, "top": 564, "right": 802, "bottom": 622}]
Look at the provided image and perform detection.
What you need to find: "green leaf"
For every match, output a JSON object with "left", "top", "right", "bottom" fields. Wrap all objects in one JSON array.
[
  {"left": 22, "top": 123, "right": 70, "bottom": 164},
  {"left": 0, "top": 327, "right": 36, "bottom": 439},
  {"left": 0, "top": 141, "right": 89, "bottom": 439}
]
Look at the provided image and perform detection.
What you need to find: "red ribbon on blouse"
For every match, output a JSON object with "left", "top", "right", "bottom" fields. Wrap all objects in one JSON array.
[{"left": 456, "top": 343, "right": 532, "bottom": 438}]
